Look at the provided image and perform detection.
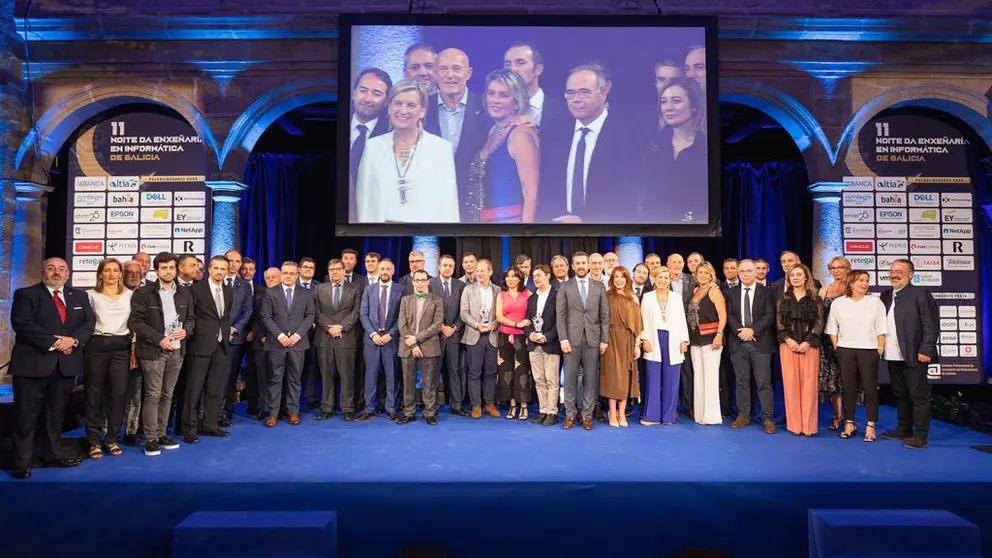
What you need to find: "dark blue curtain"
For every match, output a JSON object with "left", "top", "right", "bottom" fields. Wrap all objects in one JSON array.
[{"left": 645, "top": 161, "right": 812, "bottom": 282}]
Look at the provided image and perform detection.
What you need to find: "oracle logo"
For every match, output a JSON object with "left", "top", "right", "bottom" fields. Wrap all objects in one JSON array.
[
  {"left": 845, "top": 241, "right": 874, "bottom": 253},
  {"left": 73, "top": 241, "right": 104, "bottom": 254}
]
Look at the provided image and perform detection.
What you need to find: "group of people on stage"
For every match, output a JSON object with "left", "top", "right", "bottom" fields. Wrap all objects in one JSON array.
[
  {"left": 8, "top": 244, "right": 940, "bottom": 478},
  {"left": 350, "top": 41, "right": 709, "bottom": 224}
]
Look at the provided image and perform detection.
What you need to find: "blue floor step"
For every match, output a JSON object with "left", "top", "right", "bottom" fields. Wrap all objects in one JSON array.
[
  {"left": 172, "top": 511, "right": 337, "bottom": 558},
  {"left": 809, "top": 509, "right": 980, "bottom": 558}
]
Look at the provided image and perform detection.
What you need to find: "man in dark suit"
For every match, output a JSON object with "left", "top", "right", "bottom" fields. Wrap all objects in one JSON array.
[
  {"left": 429, "top": 254, "right": 467, "bottom": 415},
  {"left": 525, "top": 265, "right": 561, "bottom": 426},
  {"left": 341, "top": 249, "right": 360, "bottom": 284},
  {"left": 348, "top": 68, "right": 393, "bottom": 221},
  {"left": 399, "top": 250, "right": 427, "bottom": 293},
  {"left": 261, "top": 261, "right": 316, "bottom": 427},
  {"left": 9, "top": 258, "right": 95, "bottom": 478},
  {"left": 314, "top": 259, "right": 361, "bottom": 421},
  {"left": 879, "top": 259, "right": 939, "bottom": 449},
  {"left": 726, "top": 260, "right": 778, "bottom": 434},
  {"left": 718, "top": 257, "right": 740, "bottom": 417},
  {"left": 183, "top": 256, "right": 235, "bottom": 443},
  {"left": 539, "top": 64, "right": 636, "bottom": 224},
  {"left": 550, "top": 254, "right": 570, "bottom": 290},
  {"left": 222, "top": 250, "right": 254, "bottom": 424},
  {"left": 504, "top": 42, "right": 566, "bottom": 128},
  {"left": 246, "top": 267, "right": 280, "bottom": 419},
  {"left": 397, "top": 270, "right": 444, "bottom": 425},
  {"left": 355, "top": 258, "right": 405, "bottom": 421},
  {"left": 556, "top": 252, "right": 610, "bottom": 430},
  {"left": 631, "top": 263, "right": 652, "bottom": 415},
  {"left": 424, "top": 48, "right": 491, "bottom": 221},
  {"left": 297, "top": 257, "right": 321, "bottom": 409},
  {"left": 769, "top": 251, "right": 822, "bottom": 294},
  {"left": 514, "top": 254, "right": 537, "bottom": 292},
  {"left": 721, "top": 258, "right": 740, "bottom": 293}
]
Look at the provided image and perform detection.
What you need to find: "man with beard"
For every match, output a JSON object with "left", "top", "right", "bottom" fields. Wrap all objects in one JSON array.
[
  {"left": 403, "top": 43, "right": 437, "bottom": 94},
  {"left": 349, "top": 68, "right": 393, "bottom": 221}
]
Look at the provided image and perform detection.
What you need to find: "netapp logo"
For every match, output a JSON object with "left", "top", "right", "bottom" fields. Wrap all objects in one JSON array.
[
  {"left": 940, "top": 192, "right": 971, "bottom": 207},
  {"left": 74, "top": 176, "right": 107, "bottom": 191},
  {"left": 107, "top": 208, "right": 138, "bottom": 222},
  {"left": 843, "top": 192, "right": 873, "bottom": 207},
  {"left": 73, "top": 192, "right": 106, "bottom": 207},
  {"left": 943, "top": 256, "right": 974, "bottom": 271},
  {"left": 843, "top": 176, "right": 874, "bottom": 191},
  {"left": 73, "top": 208, "right": 105, "bottom": 223},
  {"left": 942, "top": 225, "right": 973, "bottom": 239},
  {"left": 875, "top": 193, "right": 906, "bottom": 207},
  {"left": 909, "top": 192, "right": 939, "bottom": 207},
  {"left": 108, "top": 192, "right": 138, "bottom": 207},
  {"left": 876, "top": 224, "right": 907, "bottom": 238},
  {"left": 875, "top": 177, "right": 907, "bottom": 191},
  {"left": 843, "top": 224, "right": 874, "bottom": 238},
  {"left": 876, "top": 240, "right": 908, "bottom": 254},
  {"left": 843, "top": 208, "right": 873, "bottom": 223},
  {"left": 173, "top": 224, "right": 206, "bottom": 238},
  {"left": 908, "top": 208, "right": 938, "bottom": 223},
  {"left": 141, "top": 191, "right": 172, "bottom": 207},
  {"left": 107, "top": 176, "right": 139, "bottom": 191},
  {"left": 876, "top": 208, "right": 907, "bottom": 222},
  {"left": 909, "top": 240, "right": 940, "bottom": 254},
  {"left": 845, "top": 240, "right": 874, "bottom": 253},
  {"left": 942, "top": 209, "right": 972, "bottom": 223}
]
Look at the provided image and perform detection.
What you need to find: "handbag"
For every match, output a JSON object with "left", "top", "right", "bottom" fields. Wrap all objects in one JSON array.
[{"left": 698, "top": 322, "right": 720, "bottom": 337}]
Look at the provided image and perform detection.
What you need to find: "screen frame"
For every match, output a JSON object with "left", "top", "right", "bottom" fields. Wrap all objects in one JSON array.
[{"left": 335, "top": 12, "right": 721, "bottom": 238}]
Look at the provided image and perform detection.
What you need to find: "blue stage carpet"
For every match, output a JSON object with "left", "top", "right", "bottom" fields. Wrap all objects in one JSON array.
[{"left": 3, "top": 403, "right": 992, "bottom": 557}]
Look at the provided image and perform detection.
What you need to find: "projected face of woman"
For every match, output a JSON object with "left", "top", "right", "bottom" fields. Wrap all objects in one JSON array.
[
  {"left": 660, "top": 84, "right": 692, "bottom": 128},
  {"left": 486, "top": 79, "right": 516, "bottom": 122},
  {"left": 389, "top": 90, "right": 425, "bottom": 132}
]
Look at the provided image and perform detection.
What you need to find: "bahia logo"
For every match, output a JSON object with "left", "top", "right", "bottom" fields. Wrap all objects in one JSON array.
[
  {"left": 875, "top": 193, "right": 906, "bottom": 206},
  {"left": 108, "top": 193, "right": 138, "bottom": 206},
  {"left": 909, "top": 192, "right": 939, "bottom": 207}
]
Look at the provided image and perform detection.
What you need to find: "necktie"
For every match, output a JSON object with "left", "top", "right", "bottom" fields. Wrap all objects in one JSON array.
[
  {"left": 635, "top": 287, "right": 642, "bottom": 297},
  {"left": 351, "top": 124, "right": 369, "bottom": 173},
  {"left": 443, "top": 280, "right": 450, "bottom": 298},
  {"left": 53, "top": 289, "right": 66, "bottom": 324},
  {"left": 378, "top": 285, "right": 388, "bottom": 327},
  {"left": 214, "top": 286, "right": 225, "bottom": 341},
  {"left": 285, "top": 287, "right": 293, "bottom": 310},
  {"left": 303, "top": 282, "right": 309, "bottom": 290},
  {"left": 571, "top": 127, "right": 590, "bottom": 215},
  {"left": 333, "top": 283, "right": 341, "bottom": 310},
  {"left": 743, "top": 287, "right": 752, "bottom": 328},
  {"left": 579, "top": 280, "right": 588, "bottom": 308},
  {"left": 345, "top": 273, "right": 352, "bottom": 283},
  {"left": 225, "top": 277, "right": 233, "bottom": 288}
]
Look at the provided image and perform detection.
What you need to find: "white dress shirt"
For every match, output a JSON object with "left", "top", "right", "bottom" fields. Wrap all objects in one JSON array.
[
  {"left": 87, "top": 289, "right": 133, "bottom": 336},
  {"left": 565, "top": 108, "right": 608, "bottom": 214},
  {"left": 529, "top": 87, "right": 546, "bottom": 126},
  {"left": 671, "top": 276, "right": 684, "bottom": 295},
  {"left": 825, "top": 296, "right": 888, "bottom": 350},
  {"left": 278, "top": 284, "right": 301, "bottom": 342},
  {"left": 884, "top": 287, "right": 905, "bottom": 361},
  {"left": 350, "top": 113, "right": 378, "bottom": 148},
  {"left": 437, "top": 89, "right": 468, "bottom": 153},
  {"left": 739, "top": 282, "right": 756, "bottom": 326},
  {"left": 535, "top": 286, "right": 550, "bottom": 317},
  {"left": 479, "top": 283, "right": 493, "bottom": 317},
  {"left": 356, "top": 131, "right": 460, "bottom": 223}
]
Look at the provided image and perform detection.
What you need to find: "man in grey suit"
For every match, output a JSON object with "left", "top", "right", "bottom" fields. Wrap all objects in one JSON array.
[
  {"left": 260, "top": 261, "right": 316, "bottom": 427},
  {"left": 429, "top": 254, "right": 467, "bottom": 415},
  {"left": 314, "top": 259, "right": 362, "bottom": 421},
  {"left": 397, "top": 270, "right": 445, "bottom": 425},
  {"left": 460, "top": 259, "right": 501, "bottom": 419},
  {"left": 556, "top": 252, "right": 610, "bottom": 430}
]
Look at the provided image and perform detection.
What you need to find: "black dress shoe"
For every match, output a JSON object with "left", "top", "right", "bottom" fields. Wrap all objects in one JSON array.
[
  {"left": 531, "top": 413, "right": 547, "bottom": 424},
  {"left": 315, "top": 412, "right": 334, "bottom": 421},
  {"left": 354, "top": 411, "right": 374, "bottom": 422},
  {"left": 543, "top": 414, "right": 558, "bottom": 426},
  {"left": 426, "top": 416, "right": 438, "bottom": 426},
  {"left": 184, "top": 434, "right": 200, "bottom": 444},
  {"left": 397, "top": 415, "right": 416, "bottom": 425},
  {"left": 219, "top": 418, "right": 234, "bottom": 428},
  {"left": 201, "top": 429, "right": 230, "bottom": 438},
  {"left": 122, "top": 434, "right": 140, "bottom": 447},
  {"left": 253, "top": 412, "right": 267, "bottom": 421},
  {"left": 12, "top": 468, "right": 31, "bottom": 479},
  {"left": 450, "top": 408, "right": 469, "bottom": 417},
  {"left": 306, "top": 401, "right": 321, "bottom": 410},
  {"left": 343, "top": 412, "right": 355, "bottom": 421},
  {"left": 46, "top": 458, "right": 81, "bottom": 468},
  {"left": 387, "top": 412, "right": 399, "bottom": 422}
]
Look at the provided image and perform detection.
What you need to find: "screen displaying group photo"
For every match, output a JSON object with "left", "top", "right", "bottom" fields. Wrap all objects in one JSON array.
[{"left": 340, "top": 16, "right": 717, "bottom": 232}]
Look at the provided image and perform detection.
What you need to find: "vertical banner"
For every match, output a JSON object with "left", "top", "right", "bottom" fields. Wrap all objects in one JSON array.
[
  {"left": 841, "top": 112, "right": 982, "bottom": 384},
  {"left": 66, "top": 111, "right": 211, "bottom": 287}
]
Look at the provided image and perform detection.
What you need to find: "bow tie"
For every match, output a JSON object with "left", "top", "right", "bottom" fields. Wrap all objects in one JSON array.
[{"left": 415, "top": 293, "right": 428, "bottom": 299}]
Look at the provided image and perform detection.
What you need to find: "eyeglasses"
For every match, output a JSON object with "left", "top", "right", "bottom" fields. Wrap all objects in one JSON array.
[
  {"left": 413, "top": 278, "right": 429, "bottom": 283},
  {"left": 828, "top": 266, "right": 848, "bottom": 271},
  {"left": 329, "top": 267, "right": 344, "bottom": 272},
  {"left": 564, "top": 88, "right": 602, "bottom": 100},
  {"left": 409, "top": 259, "right": 425, "bottom": 264}
]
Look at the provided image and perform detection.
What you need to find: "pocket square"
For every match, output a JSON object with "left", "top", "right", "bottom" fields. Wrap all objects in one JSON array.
[{"left": 73, "top": 306, "right": 83, "bottom": 310}]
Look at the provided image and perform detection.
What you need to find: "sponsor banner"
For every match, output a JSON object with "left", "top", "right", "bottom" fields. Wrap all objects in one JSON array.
[
  {"left": 876, "top": 224, "right": 908, "bottom": 239},
  {"left": 943, "top": 239, "right": 974, "bottom": 255},
  {"left": 910, "top": 256, "right": 942, "bottom": 271},
  {"left": 942, "top": 208, "right": 972, "bottom": 223},
  {"left": 961, "top": 345, "right": 978, "bottom": 358},
  {"left": 140, "top": 223, "right": 173, "bottom": 238},
  {"left": 845, "top": 240, "right": 875, "bottom": 253},
  {"left": 845, "top": 254, "right": 876, "bottom": 269},
  {"left": 107, "top": 176, "right": 140, "bottom": 191},
  {"left": 107, "top": 208, "right": 139, "bottom": 222},
  {"left": 72, "top": 224, "right": 105, "bottom": 239},
  {"left": 874, "top": 177, "right": 907, "bottom": 191},
  {"left": 960, "top": 319, "right": 978, "bottom": 331},
  {"left": 877, "top": 270, "right": 891, "bottom": 284},
  {"left": 908, "top": 192, "right": 939, "bottom": 207},
  {"left": 867, "top": 271, "right": 878, "bottom": 286},
  {"left": 913, "top": 271, "right": 942, "bottom": 287},
  {"left": 843, "top": 192, "right": 874, "bottom": 207},
  {"left": 942, "top": 224, "right": 973, "bottom": 239},
  {"left": 140, "top": 191, "right": 173, "bottom": 206},
  {"left": 106, "top": 224, "right": 139, "bottom": 238},
  {"left": 173, "top": 207, "right": 207, "bottom": 222},
  {"left": 876, "top": 255, "right": 905, "bottom": 270},
  {"left": 843, "top": 176, "right": 874, "bottom": 191},
  {"left": 843, "top": 208, "right": 873, "bottom": 223},
  {"left": 139, "top": 239, "right": 172, "bottom": 254},
  {"left": 843, "top": 223, "right": 874, "bottom": 238},
  {"left": 173, "top": 238, "right": 205, "bottom": 254},
  {"left": 74, "top": 176, "right": 107, "bottom": 191},
  {"left": 940, "top": 345, "right": 959, "bottom": 358},
  {"left": 72, "top": 256, "right": 104, "bottom": 272},
  {"left": 909, "top": 240, "right": 940, "bottom": 254},
  {"left": 173, "top": 191, "right": 207, "bottom": 206},
  {"left": 940, "top": 332, "right": 958, "bottom": 344},
  {"left": 74, "top": 192, "right": 106, "bottom": 207},
  {"left": 876, "top": 239, "right": 908, "bottom": 254},
  {"left": 107, "top": 192, "right": 139, "bottom": 207},
  {"left": 941, "top": 192, "right": 972, "bottom": 207},
  {"left": 72, "top": 272, "right": 97, "bottom": 288},
  {"left": 959, "top": 306, "right": 977, "bottom": 318},
  {"left": 909, "top": 224, "right": 941, "bottom": 239},
  {"left": 940, "top": 318, "right": 958, "bottom": 331},
  {"left": 73, "top": 240, "right": 104, "bottom": 254},
  {"left": 106, "top": 239, "right": 139, "bottom": 255},
  {"left": 961, "top": 332, "right": 978, "bottom": 344},
  {"left": 939, "top": 306, "right": 958, "bottom": 318},
  {"left": 73, "top": 208, "right": 105, "bottom": 223},
  {"left": 876, "top": 208, "right": 907, "bottom": 222},
  {"left": 943, "top": 256, "right": 975, "bottom": 271},
  {"left": 875, "top": 192, "right": 906, "bottom": 206},
  {"left": 908, "top": 208, "right": 939, "bottom": 223},
  {"left": 173, "top": 223, "right": 206, "bottom": 238},
  {"left": 141, "top": 207, "right": 172, "bottom": 222}
]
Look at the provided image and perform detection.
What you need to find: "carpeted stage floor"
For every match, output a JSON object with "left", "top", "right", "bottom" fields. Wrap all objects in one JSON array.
[{"left": 2, "top": 402, "right": 992, "bottom": 557}]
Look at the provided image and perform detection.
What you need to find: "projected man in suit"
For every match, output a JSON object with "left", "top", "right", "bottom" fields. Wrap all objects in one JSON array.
[
  {"left": 349, "top": 68, "right": 393, "bottom": 221},
  {"left": 424, "top": 48, "right": 491, "bottom": 221},
  {"left": 460, "top": 258, "right": 501, "bottom": 419},
  {"left": 503, "top": 42, "right": 564, "bottom": 127},
  {"left": 556, "top": 251, "right": 610, "bottom": 430},
  {"left": 540, "top": 64, "right": 635, "bottom": 224},
  {"left": 429, "top": 254, "right": 467, "bottom": 415},
  {"left": 184, "top": 256, "right": 235, "bottom": 442},
  {"left": 356, "top": 258, "right": 405, "bottom": 422},
  {"left": 397, "top": 270, "right": 445, "bottom": 425},
  {"left": 403, "top": 43, "right": 437, "bottom": 94},
  {"left": 726, "top": 260, "right": 777, "bottom": 432},
  {"left": 9, "top": 258, "right": 96, "bottom": 478},
  {"left": 261, "top": 261, "right": 316, "bottom": 427},
  {"left": 684, "top": 45, "right": 707, "bottom": 92},
  {"left": 314, "top": 259, "right": 362, "bottom": 421},
  {"left": 222, "top": 250, "right": 253, "bottom": 425}
]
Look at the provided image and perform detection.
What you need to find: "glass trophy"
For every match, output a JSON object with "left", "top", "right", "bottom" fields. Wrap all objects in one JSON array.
[
  {"left": 533, "top": 314, "right": 544, "bottom": 334},
  {"left": 165, "top": 317, "right": 183, "bottom": 350},
  {"left": 481, "top": 308, "right": 490, "bottom": 328}
]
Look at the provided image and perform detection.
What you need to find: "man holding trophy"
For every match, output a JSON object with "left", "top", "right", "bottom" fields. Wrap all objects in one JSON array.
[
  {"left": 460, "top": 259, "right": 501, "bottom": 419},
  {"left": 525, "top": 265, "right": 562, "bottom": 425}
]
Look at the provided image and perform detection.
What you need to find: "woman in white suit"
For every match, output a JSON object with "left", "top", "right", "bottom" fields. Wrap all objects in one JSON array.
[
  {"left": 356, "top": 78, "right": 460, "bottom": 223},
  {"left": 639, "top": 266, "right": 690, "bottom": 425}
]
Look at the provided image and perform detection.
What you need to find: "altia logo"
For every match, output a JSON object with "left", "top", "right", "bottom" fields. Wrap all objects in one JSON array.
[
  {"left": 107, "top": 176, "right": 139, "bottom": 190},
  {"left": 875, "top": 177, "right": 907, "bottom": 190}
]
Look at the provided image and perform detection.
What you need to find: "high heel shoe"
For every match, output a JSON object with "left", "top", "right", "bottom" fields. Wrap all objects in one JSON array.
[
  {"left": 828, "top": 415, "right": 842, "bottom": 431},
  {"left": 505, "top": 405, "right": 517, "bottom": 420},
  {"left": 863, "top": 422, "right": 876, "bottom": 443},
  {"left": 839, "top": 421, "right": 858, "bottom": 439},
  {"left": 608, "top": 409, "right": 619, "bottom": 428}
]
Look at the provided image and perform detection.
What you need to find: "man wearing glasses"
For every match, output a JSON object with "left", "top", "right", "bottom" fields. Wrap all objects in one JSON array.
[
  {"left": 397, "top": 270, "right": 444, "bottom": 425},
  {"left": 399, "top": 250, "right": 428, "bottom": 293},
  {"left": 539, "top": 63, "right": 634, "bottom": 224}
]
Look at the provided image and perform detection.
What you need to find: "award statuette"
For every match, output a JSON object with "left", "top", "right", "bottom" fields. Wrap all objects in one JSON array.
[
  {"left": 165, "top": 317, "right": 183, "bottom": 350},
  {"left": 481, "top": 308, "right": 490, "bottom": 327},
  {"left": 533, "top": 314, "right": 544, "bottom": 334}
]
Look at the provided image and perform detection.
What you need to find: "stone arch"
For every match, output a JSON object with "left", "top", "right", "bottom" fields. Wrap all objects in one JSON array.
[
  {"left": 217, "top": 79, "right": 337, "bottom": 177},
  {"left": 16, "top": 82, "right": 218, "bottom": 184},
  {"left": 720, "top": 78, "right": 835, "bottom": 163},
  {"left": 840, "top": 83, "right": 992, "bottom": 175}
]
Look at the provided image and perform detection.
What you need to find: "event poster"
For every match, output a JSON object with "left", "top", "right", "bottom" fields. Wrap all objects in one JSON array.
[
  {"left": 66, "top": 111, "right": 211, "bottom": 288},
  {"left": 842, "top": 112, "right": 982, "bottom": 384}
]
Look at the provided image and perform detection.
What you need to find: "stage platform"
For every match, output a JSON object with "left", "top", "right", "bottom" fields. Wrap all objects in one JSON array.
[{"left": 2, "top": 402, "right": 992, "bottom": 558}]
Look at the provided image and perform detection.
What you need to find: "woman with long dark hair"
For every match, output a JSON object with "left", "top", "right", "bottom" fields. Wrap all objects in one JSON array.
[
  {"left": 776, "top": 264, "right": 823, "bottom": 437},
  {"left": 599, "top": 266, "right": 644, "bottom": 427},
  {"left": 495, "top": 266, "right": 533, "bottom": 420}
]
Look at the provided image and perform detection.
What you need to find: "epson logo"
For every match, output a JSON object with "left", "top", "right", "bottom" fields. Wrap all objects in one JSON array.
[
  {"left": 875, "top": 193, "right": 906, "bottom": 206},
  {"left": 909, "top": 192, "right": 939, "bottom": 207},
  {"left": 107, "top": 208, "right": 138, "bottom": 222},
  {"left": 876, "top": 208, "right": 907, "bottom": 222},
  {"left": 942, "top": 225, "right": 973, "bottom": 239},
  {"left": 843, "top": 192, "right": 873, "bottom": 207}
]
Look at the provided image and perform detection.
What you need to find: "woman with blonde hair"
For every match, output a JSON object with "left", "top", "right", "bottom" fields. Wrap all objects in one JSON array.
[
  {"left": 84, "top": 258, "right": 134, "bottom": 460},
  {"left": 818, "top": 256, "right": 850, "bottom": 430},
  {"left": 640, "top": 266, "right": 690, "bottom": 425},
  {"left": 599, "top": 266, "right": 644, "bottom": 427},
  {"left": 356, "top": 78, "right": 460, "bottom": 223},
  {"left": 687, "top": 261, "right": 726, "bottom": 425}
]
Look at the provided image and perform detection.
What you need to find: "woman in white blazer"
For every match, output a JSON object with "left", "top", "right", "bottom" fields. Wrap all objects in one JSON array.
[
  {"left": 639, "top": 266, "right": 690, "bottom": 425},
  {"left": 356, "top": 78, "right": 460, "bottom": 223}
]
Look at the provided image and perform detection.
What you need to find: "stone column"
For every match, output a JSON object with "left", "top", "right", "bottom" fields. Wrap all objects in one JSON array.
[
  {"left": 0, "top": 0, "right": 25, "bottom": 378},
  {"left": 616, "top": 236, "right": 644, "bottom": 272},
  {"left": 206, "top": 180, "right": 247, "bottom": 257},
  {"left": 12, "top": 181, "right": 52, "bottom": 292},
  {"left": 808, "top": 182, "right": 847, "bottom": 283}
]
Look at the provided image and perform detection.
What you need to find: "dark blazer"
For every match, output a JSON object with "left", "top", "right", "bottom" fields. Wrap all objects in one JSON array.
[
  {"left": 9, "top": 283, "right": 96, "bottom": 378},
  {"left": 187, "top": 279, "right": 234, "bottom": 357},
  {"left": 537, "top": 92, "right": 568, "bottom": 131},
  {"left": 248, "top": 284, "right": 268, "bottom": 349},
  {"left": 261, "top": 284, "right": 316, "bottom": 353},
  {"left": 770, "top": 276, "right": 823, "bottom": 297},
  {"left": 397, "top": 293, "right": 444, "bottom": 358},
  {"left": 721, "top": 280, "right": 741, "bottom": 296},
  {"left": 724, "top": 283, "right": 777, "bottom": 354},
  {"left": 632, "top": 282, "right": 653, "bottom": 302},
  {"left": 670, "top": 274, "right": 697, "bottom": 305},
  {"left": 524, "top": 287, "right": 560, "bottom": 355},
  {"left": 538, "top": 111, "right": 636, "bottom": 223},
  {"left": 879, "top": 284, "right": 939, "bottom": 363},
  {"left": 129, "top": 280, "right": 197, "bottom": 361},
  {"left": 359, "top": 281, "right": 405, "bottom": 340},
  {"left": 551, "top": 276, "right": 569, "bottom": 291},
  {"left": 297, "top": 277, "right": 321, "bottom": 293},
  {"left": 227, "top": 276, "right": 254, "bottom": 345},
  {"left": 429, "top": 276, "right": 466, "bottom": 343},
  {"left": 314, "top": 280, "right": 362, "bottom": 349},
  {"left": 424, "top": 90, "right": 491, "bottom": 221}
]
